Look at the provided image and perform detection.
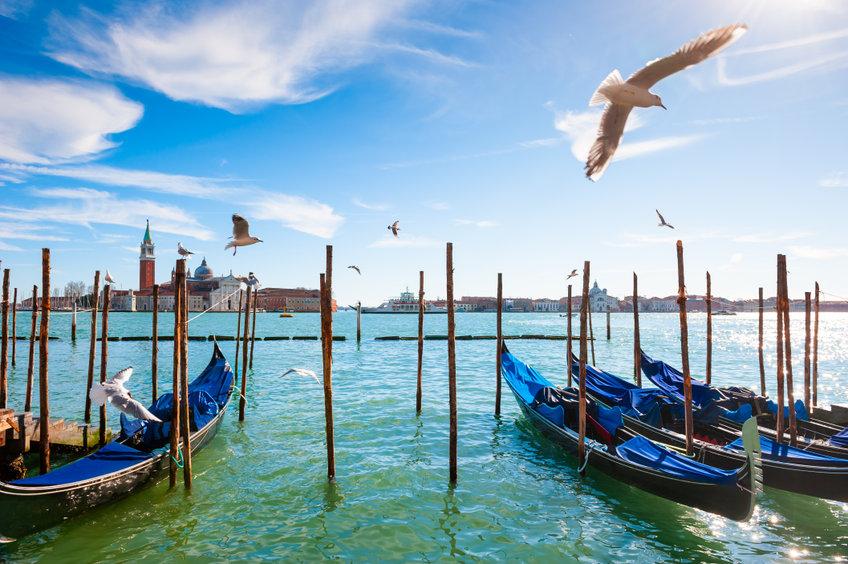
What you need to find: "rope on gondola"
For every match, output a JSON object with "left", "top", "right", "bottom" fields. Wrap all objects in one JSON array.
[
  {"left": 577, "top": 444, "right": 593, "bottom": 474},
  {"left": 186, "top": 286, "right": 245, "bottom": 324},
  {"left": 170, "top": 445, "right": 184, "bottom": 469}
]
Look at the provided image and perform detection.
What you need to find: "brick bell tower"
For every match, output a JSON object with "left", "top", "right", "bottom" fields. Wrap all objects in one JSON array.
[{"left": 139, "top": 219, "right": 155, "bottom": 290}]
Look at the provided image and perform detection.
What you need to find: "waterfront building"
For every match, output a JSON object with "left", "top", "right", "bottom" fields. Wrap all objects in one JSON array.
[
  {"left": 588, "top": 281, "right": 620, "bottom": 312},
  {"left": 533, "top": 298, "right": 560, "bottom": 312},
  {"left": 139, "top": 220, "right": 155, "bottom": 290}
]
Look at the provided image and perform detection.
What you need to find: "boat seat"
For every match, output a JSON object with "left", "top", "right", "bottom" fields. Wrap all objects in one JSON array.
[{"left": 10, "top": 442, "right": 153, "bottom": 487}]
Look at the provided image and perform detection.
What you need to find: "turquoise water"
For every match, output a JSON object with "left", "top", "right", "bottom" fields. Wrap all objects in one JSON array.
[{"left": 1, "top": 311, "right": 846, "bottom": 561}]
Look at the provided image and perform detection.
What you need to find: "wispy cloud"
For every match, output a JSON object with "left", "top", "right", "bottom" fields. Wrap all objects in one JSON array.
[
  {"left": 400, "top": 20, "right": 482, "bottom": 39},
  {"left": 352, "top": 197, "right": 389, "bottom": 211},
  {"left": 425, "top": 201, "right": 450, "bottom": 211},
  {"left": 0, "top": 221, "right": 68, "bottom": 242},
  {"left": 46, "top": 1, "right": 462, "bottom": 113},
  {"left": 0, "top": 187, "right": 215, "bottom": 241},
  {"left": 603, "top": 232, "right": 678, "bottom": 248},
  {"left": 369, "top": 235, "right": 439, "bottom": 248},
  {"left": 820, "top": 171, "right": 848, "bottom": 188},
  {"left": 0, "top": 241, "right": 23, "bottom": 252},
  {"left": 727, "top": 27, "right": 848, "bottom": 57},
  {"left": 719, "top": 252, "right": 744, "bottom": 271},
  {"left": 0, "top": 77, "right": 142, "bottom": 164},
  {"left": 731, "top": 231, "right": 813, "bottom": 244},
  {"left": 0, "top": 0, "right": 32, "bottom": 20},
  {"left": 379, "top": 136, "right": 561, "bottom": 170},
  {"left": 455, "top": 219, "right": 498, "bottom": 228},
  {"left": 250, "top": 194, "right": 343, "bottom": 239},
  {"left": 716, "top": 50, "right": 848, "bottom": 86},
  {"left": 789, "top": 245, "right": 848, "bottom": 260}
]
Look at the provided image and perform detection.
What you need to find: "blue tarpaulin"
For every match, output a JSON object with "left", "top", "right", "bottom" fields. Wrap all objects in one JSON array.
[
  {"left": 765, "top": 399, "right": 810, "bottom": 423},
  {"left": 723, "top": 434, "right": 848, "bottom": 465},
  {"left": 830, "top": 427, "right": 848, "bottom": 448},
  {"left": 640, "top": 351, "right": 722, "bottom": 410},
  {"left": 11, "top": 442, "right": 152, "bottom": 486},
  {"left": 616, "top": 435, "right": 738, "bottom": 485}
]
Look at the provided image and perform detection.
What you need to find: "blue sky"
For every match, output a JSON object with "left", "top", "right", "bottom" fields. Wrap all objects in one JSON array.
[{"left": 0, "top": 0, "right": 847, "bottom": 305}]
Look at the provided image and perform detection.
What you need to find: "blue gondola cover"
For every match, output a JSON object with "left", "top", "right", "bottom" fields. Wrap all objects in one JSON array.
[
  {"left": 723, "top": 435, "right": 848, "bottom": 465},
  {"left": 11, "top": 442, "right": 153, "bottom": 486},
  {"left": 616, "top": 435, "right": 738, "bottom": 485},
  {"left": 830, "top": 427, "right": 848, "bottom": 448},
  {"left": 640, "top": 351, "right": 722, "bottom": 409}
]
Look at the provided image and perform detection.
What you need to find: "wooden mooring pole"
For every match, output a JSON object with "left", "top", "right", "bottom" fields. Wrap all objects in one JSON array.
[
  {"left": 779, "top": 255, "right": 797, "bottom": 445},
  {"left": 758, "top": 287, "right": 766, "bottom": 396},
  {"left": 239, "top": 286, "right": 251, "bottom": 422},
  {"left": 447, "top": 242, "right": 457, "bottom": 484},
  {"left": 416, "top": 272, "right": 424, "bottom": 415},
  {"left": 320, "top": 269, "right": 336, "bottom": 481},
  {"left": 177, "top": 260, "right": 193, "bottom": 489},
  {"left": 775, "top": 257, "right": 786, "bottom": 443},
  {"left": 25, "top": 285, "right": 37, "bottom": 412},
  {"left": 495, "top": 272, "right": 502, "bottom": 417},
  {"left": 98, "top": 284, "right": 111, "bottom": 447},
  {"left": 11, "top": 287, "right": 17, "bottom": 366},
  {"left": 357, "top": 300, "right": 362, "bottom": 345},
  {"left": 249, "top": 289, "right": 258, "bottom": 369},
  {"left": 675, "top": 241, "right": 694, "bottom": 456},
  {"left": 605, "top": 305, "right": 610, "bottom": 341},
  {"left": 71, "top": 302, "right": 76, "bottom": 343},
  {"left": 812, "top": 281, "right": 820, "bottom": 409},
  {"left": 705, "top": 271, "right": 712, "bottom": 386},
  {"left": 588, "top": 301, "right": 595, "bottom": 366},
  {"left": 633, "top": 273, "right": 641, "bottom": 386},
  {"left": 169, "top": 262, "right": 183, "bottom": 488},
  {"left": 804, "top": 291, "right": 812, "bottom": 413},
  {"left": 566, "top": 284, "right": 573, "bottom": 387},
  {"left": 151, "top": 284, "right": 159, "bottom": 403},
  {"left": 1, "top": 268, "right": 8, "bottom": 408},
  {"left": 84, "top": 271, "right": 100, "bottom": 448},
  {"left": 39, "top": 250, "right": 51, "bottom": 474},
  {"left": 234, "top": 289, "right": 243, "bottom": 378},
  {"left": 578, "top": 261, "right": 590, "bottom": 473}
]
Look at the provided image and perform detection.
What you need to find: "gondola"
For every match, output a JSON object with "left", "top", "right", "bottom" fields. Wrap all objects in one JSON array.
[
  {"left": 501, "top": 344, "right": 761, "bottom": 521},
  {"left": 575, "top": 356, "right": 848, "bottom": 502},
  {"left": 0, "top": 342, "right": 235, "bottom": 541},
  {"left": 640, "top": 351, "right": 848, "bottom": 458}
]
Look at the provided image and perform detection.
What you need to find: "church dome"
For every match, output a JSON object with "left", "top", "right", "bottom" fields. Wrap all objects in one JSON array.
[{"left": 194, "top": 257, "right": 214, "bottom": 280}]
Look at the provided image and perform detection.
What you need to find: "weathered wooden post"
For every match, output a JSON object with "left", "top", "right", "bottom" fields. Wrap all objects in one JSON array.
[
  {"left": 39, "top": 250, "right": 51, "bottom": 474},
  {"left": 25, "top": 285, "right": 37, "bottom": 412},
  {"left": 169, "top": 262, "right": 183, "bottom": 488},
  {"left": 447, "top": 242, "right": 457, "bottom": 484},
  {"left": 495, "top": 272, "right": 503, "bottom": 417},
  {"left": 775, "top": 257, "right": 786, "bottom": 443},
  {"left": 98, "top": 284, "right": 111, "bottom": 447},
  {"left": 676, "top": 241, "right": 694, "bottom": 456},
  {"left": 758, "top": 287, "right": 766, "bottom": 396},
  {"left": 239, "top": 286, "right": 251, "bottom": 422},
  {"left": 71, "top": 302, "right": 76, "bottom": 343},
  {"left": 416, "top": 272, "right": 424, "bottom": 415},
  {"left": 633, "top": 273, "right": 641, "bottom": 386},
  {"left": 705, "top": 271, "right": 712, "bottom": 386},
  {"left": 357, "top": 301, "right": 362, "bottom": 345},
  {"left": 234, "top": 289, "right": 243, "bottom": 378},
  {"left": 804, "top": 291, "right": 811, "bottom": 413},
  {"left": 84, "top": 271, "right": 100, "bottom": 448},
  {"left": 151, "top": 284, "right": 159, "bottom": 403},
  {"left": 812, "top": 281, "right": 820, "bottom": 409},
  {"left": 177, "top": 260, "right": 192, "bottom": 489},
  {"left": 249, "top": 289, "right": 258, "bottom": 369},
  {"left": 1, "top": 268, "right": 8, "bottom": 408},
  {"left": 588, "top": 301, "right": 596, "bottom": 365},
  {"left": 11, "top": 287, "right": 16, "bottom": 366},
  {"left": 778, "top": 255, "right": 797, "bottom": 445},
  {"left": 320, "top": 273, "right": 336, "bottom": 481},
  {"left": 566, "top": 284, "right": 573, "bottom": 387},
  {"left": 605, "top": 305, "right": 611, "bottom": 341},
  {"left": 578, "top": 261, "right": 590, "bottom": 472}
]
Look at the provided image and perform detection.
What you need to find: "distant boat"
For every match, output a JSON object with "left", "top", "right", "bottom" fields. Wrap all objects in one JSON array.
[
  {"left": 559, "top": 313, "right": 577, "bottom": 318},
  {"left": 361, "top": 289, "right": 447, "bottom": 314},
  {"left": 279, "top": 313, "right": 294, "bottom": 318},
  {"left": 713, "top": 310, "right": 737, "bottom": 316}
]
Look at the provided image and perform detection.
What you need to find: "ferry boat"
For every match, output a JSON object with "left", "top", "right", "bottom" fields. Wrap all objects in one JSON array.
[{"left": 362, "top": 289, "right": 447, "bottom": 314}]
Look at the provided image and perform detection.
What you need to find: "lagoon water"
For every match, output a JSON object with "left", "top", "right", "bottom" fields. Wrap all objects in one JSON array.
[{"left": 2, "top": 311, "right": 847, "bottom": 561}]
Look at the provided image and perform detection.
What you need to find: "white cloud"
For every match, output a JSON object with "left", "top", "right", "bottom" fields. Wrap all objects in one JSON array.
[
  {"left": 352, "top": 197, "right": 389, "bottom": 211},
  {"left": 0, "top": 0, "right": 32, "bottom": 19},
  {"left": 719, "top": 252, "right": 744, "bottom": 271},
  {"left": 0, "top": 221, "right": 68, "bottom": 241},
  {"left": 788, "top": 245, "right": 848, "bottom": 260},
  {"left": 47, "top": 1, "right": 426, "bottom": 112},
  {"left": 603, "top": 232, "right": 678, "bottom": 248},
  {"left": 728, "top": 27, "right": 848, "bottom": 57},
  {"left": 455, "top": 219, "right": 498, "bottom": 228},
  {"left": 820, "top": 171, "right": 848, "bottom": 188},
  {"left": 250, "top": 194, "right": 344, "bottom": 239},
  {"left": 0, "top": 187, "right": 214, "bottom": 241},
  {"left": 0, "top": 77, "right": 143, "bottom": 164},
  {"left": 731, "top": 231, "right": 813, "bottom": 244},
  {"left": 425, "top": 201, "right": 450, "bottom": 211},
  {"left": 369, "top": 235, "right": 438, "bottom": 248},
  {"left": 0, "top": 241, "right": 23, "bottom": 252},
  {"left": 716, "top": 50, "right": 848, "bottom": 86}
]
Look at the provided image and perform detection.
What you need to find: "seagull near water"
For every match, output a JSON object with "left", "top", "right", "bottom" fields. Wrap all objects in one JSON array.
[
  {"left": 225, "top": 213, "right": 263, "bottom": 255},
  {"left": 656, "top": 209, "right": 674, "bottom": 229},
  {"left": 348, "top": 265, "right": 361, "bottom": 275},
  {"left": 104, "top": 270, "right": 116, "bottom": 285},
  {"left": 584, "top": 23, "right": 748, "bottom": 181},
  {"left": 89, "top": 367, "right": 162, "bottom": 422},
  {"left": 281, "top": 368, "right": 320, "bottom": 384},
  {"left": 387, "top": 220, "right": 400, "bottom": 237},
  {"left": 566, "top": 269, "right": 578, "bottom": 280},
  {"left": 177, "top": 242, "right": 195, "bottom": 258}
]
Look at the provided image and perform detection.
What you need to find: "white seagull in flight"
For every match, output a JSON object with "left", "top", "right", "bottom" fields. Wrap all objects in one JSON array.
[
  {"left": 225, "top": 214, "right": 263, "bottom": 255},
  {"left": 282, "top": 368, "right": 320, "bottom": 384},
  {"left": 566, "top": 269, "right": 579, "bottom": 280},
  {"left": 89, "top": 367, "right": 162, "bottom": 422},
  {"left": 387, "top": 221, "right": 400, "bottom": 237},
  {"left": 585, "top": 23, "right": 748, "bottom": 181},
  {"left": 656, "top": 209, "right": 674, "bottom": 229}
]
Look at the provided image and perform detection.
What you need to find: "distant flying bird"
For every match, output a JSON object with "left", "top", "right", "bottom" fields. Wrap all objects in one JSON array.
[
  {"left": 348, "top": 265, "right": 361, "bottom": 275},
  {"left": 104, "top": 270, "right": 116, "bottom": 285},
  {"left": 584, "top": 23, "right": 748, "bottom": 181},
  {"left": 656, "top": 209, "right": 674, "bottom": 229},
  {"left": 566, "top": 269, "right": 578, "bottom": 280},
  {"left": 177, "top": 242, "right": 195, "bottom": 258},
  {"left": 89, "top": 367, "right": 162, "bottom": 422},
  {"left": 281, "top": 368, "right": 320, "bottom": 384},
  {"left": 387, "top": 221, "right": 400, "bottom": 237},
  {"left": 225, "top": 214, "right": 263, "bottom": 255}
]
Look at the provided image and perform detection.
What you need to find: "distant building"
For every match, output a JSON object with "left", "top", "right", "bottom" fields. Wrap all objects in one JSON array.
[
  {"left": 588, "top": 281, "right": 620, "bottom": 312},
  {"left": 139, "top": 220, "right": 155, "bottom": 290},
  {"left": 533, "top": 298, "right": 560, "bottom": 312},
  {"left": 255, "top": 287, "right": 336, "bottom": 312}
]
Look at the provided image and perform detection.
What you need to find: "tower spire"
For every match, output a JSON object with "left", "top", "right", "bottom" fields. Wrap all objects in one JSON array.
[{"left": 143, "top": 219, "right": 152, "bottom": 244}]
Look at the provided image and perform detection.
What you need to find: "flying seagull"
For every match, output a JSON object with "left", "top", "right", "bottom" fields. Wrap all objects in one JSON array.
[
  {"left": 104, "top": 270, "right": 116, "bottom": 285},
  {"left": 225, "top": 214, "right": 263, "bottom": 255},
  {"left": 282, "top": 368, "right": 320, "bottom": 384},
  {"left": 656, "top": 209, "right": 674, "bottom": 229},
  {"left": 348, "top": 265, "right": 361, "bottom": 275},
  {"left": 89, "top": 367, "right": 162, "bottom": 422},
  {"left": 584, "top": 23, "right": 748, "bottom": 181},
  {"left": 566, "top": 269, "right": 578, "bottom": 280},
  {"left": 177, "top": 242, "right": 195, "bottom": 258},
  {"left": 387, "top": 220, "right": 400, "bottom": 237}
]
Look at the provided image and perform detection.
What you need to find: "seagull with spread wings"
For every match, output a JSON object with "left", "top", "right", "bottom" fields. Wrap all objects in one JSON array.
[
  {"left": 89, "top": 367, "right": 162, "bottom": 422},
  {"left": 225, "top": 214, "right": 263, "bottom": 255},
  {"left": 282, "top": 368, "right": 320, "bottom": 384},
  {"left": 584, "top": 23, "right": 748, "bottom": 181},
  {"left": 656, "top": 209, "right": 674, "bottom": 229},
  {"left": 566, "top": 269, "right": 579, "bottom": 280},
  {"left": 387, "top": 220, "right": 400, "bottom": 237},
  {"left": 348, "top": 265, "right": 361, "bottom": 275}
]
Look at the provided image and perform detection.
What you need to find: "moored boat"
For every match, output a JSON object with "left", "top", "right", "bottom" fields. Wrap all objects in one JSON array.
[
  {"left": 501, "top": 344, "right": 760, "bottom": 521},
  {"left": 0, "top": 343, "right": 234, "bottom": 541},
  {"left": 362, "top": 289, "right": 447, "bottom": 314}
]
